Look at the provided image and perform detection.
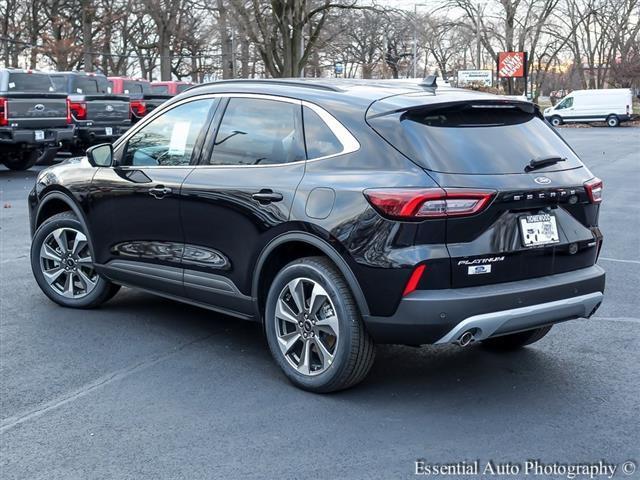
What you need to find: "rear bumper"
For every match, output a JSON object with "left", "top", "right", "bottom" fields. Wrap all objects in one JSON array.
[
  {"left": 365, "top": 265, "right": 605, "bottom": 345},
  {"left": 0, "top": 127, "right": 74, "bottom": 145},
  {"left": 74, "top": 124, "right": 130, "bottom": 144}
]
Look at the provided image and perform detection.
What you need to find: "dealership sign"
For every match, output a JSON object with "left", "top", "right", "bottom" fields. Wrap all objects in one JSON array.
[
  {"left": 457, "top": 70, "right": 493, "bottom": 87},
  {"left": 497, "top": 52, "right": 526, "bottom": 78}
]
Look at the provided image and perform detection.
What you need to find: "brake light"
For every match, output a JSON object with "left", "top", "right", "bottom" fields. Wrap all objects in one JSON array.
[
  {"left": 403, "top": 264, "right": 426, "bottom": 296},
  {"left": 130, "top": 100, "right": 146, "bottom": 118},
  {"left": 0, "top": 97, "right": 8, "bottom": 126},
  {"left": 67, "top": 99, "right": 87, "bottom": 120},
  {"left": 584, "top": 177, "right": 603, "bottom": 203},
  {"left": 364, "top": 188, "right": 495, "bottom": 219}
]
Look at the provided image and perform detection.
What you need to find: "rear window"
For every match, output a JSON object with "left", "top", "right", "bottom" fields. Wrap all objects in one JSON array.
[
  {"left": 370, "top": 104, "right": 583, "bottom": 174},
  {"left": 7, "top": 73, "right": 54, "bottom": 92},
  {"left": 123, "top": 81, "right": 147, "bottom": 94},
  {"left": 72, "top": 76, "right": 106, "bottom": 94},
  {"left": 50, "top": 75, "right": 67, "bottom": 92},
  {"left": 177, "top": 84, "right": 191, "bottom": 93},
  {"left": 151, "top": 84, "right": 169, "bottom": 94}
]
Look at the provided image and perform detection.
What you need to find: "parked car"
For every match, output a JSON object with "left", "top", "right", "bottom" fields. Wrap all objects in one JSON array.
[
  {"left": 151, "top": 80, "right": 195, "bottom": 96},
  {"left": 50, "top": 71, "right": 131, "bottom": 153},
  {"left": 28, "top": 79, "right": 605, "bottom": 392},
  {"left": 0, "top": 68, "right": 74, "bottom": 170},
  {"left": 107, "top": 76, "right": 171, "bottom": 122},
  {"left": 544, "top": 88, "right": 634, "bottom": 127}
]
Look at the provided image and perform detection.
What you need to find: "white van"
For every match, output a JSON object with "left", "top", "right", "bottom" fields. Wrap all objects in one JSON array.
[{"left": 543, "top": 88, "right": 634, "bottom": 127}]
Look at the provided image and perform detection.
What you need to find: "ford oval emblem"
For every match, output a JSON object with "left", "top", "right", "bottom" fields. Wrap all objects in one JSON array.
[
  {"left": 105, "top": 105, "right": 114, "bottom": 112},
  {"left": 534, "top": 176, "right": 551, "bottom": 185},
  {"left": 34, "top": 103, "right": 45, "bottom": 111}
]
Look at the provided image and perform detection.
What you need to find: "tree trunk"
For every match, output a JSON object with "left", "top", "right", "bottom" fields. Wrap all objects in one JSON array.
[{"left": 81, "top": 0, "right": 93, "bottom": 71}]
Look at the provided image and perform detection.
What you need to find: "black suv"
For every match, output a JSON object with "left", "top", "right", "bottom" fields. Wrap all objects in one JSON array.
[
  {"left": 1, "top": 69, "right": 74, "bottom": 170},
  {"left": 28, "top": 79, "right": 605, "bottom": 392}
]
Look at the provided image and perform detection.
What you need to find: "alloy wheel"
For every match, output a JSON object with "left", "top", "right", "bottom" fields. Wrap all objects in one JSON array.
[
  {"left": 274, "top": 277, "right": 339, "bottom": 376},
  {"left": 39, "top": 227, "right": 98, "bottom": 299}
]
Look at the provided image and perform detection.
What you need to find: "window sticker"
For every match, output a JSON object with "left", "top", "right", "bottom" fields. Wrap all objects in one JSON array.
[
  {"left": 8, "top": 82, "right": 15, "bottom": 89},
  {"left": 77, "top": 88, "right": 82, "bottom": 93},
  {"left": 168, "top": 121, "right": 190, "bottom": 155},
  {"left": 124, "top": 89, "right": 129, "bottom": 94}
]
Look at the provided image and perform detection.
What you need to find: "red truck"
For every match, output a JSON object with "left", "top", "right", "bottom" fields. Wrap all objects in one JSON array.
[
  {"left": 150, "top": 81, "right": 195, "bottom": 96},
  {"left": 107, "top": 77, "right": 171, "bottom": 122}
]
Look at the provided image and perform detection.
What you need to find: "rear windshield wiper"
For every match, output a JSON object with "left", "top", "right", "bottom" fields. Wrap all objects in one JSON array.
[{"left": 525, "top": 155, "right": 566, "bottom": 172}]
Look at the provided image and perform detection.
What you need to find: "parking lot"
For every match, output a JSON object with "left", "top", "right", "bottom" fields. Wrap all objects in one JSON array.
[{"left": 1, "top": 127, "right": 639, "bottom": 479}]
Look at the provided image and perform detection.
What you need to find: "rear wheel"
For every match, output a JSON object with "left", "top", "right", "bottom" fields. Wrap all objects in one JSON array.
[
  {"left": 481, "top": 326, "right": 552, "bottom": 351},
  {"left": 264, "top": 256, "right": 375, "bottom": 393},
  {"left": 550, "top": 116, "right": 563, "bottom": 127},
  {"left": 606, "top": 115, "right": 619, "bottom": 127},
  {"left": 31, "top": 212, "right": 120, "bottom": 308},
  {"left": 3, "top": 149, "right": 40, "bottom": 171}
]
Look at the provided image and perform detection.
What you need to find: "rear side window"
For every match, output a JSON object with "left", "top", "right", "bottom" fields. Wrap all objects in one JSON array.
[
  {"left": 303, "top": 106, "right": 343, "bottom": 159},
  {"left": 209, "top": 98, "right": 305, "bottom": 166},
  {"left": 7, "top": 73, "right": 54, "bottom": 92},
  {"left": 151, "top": 84, "right": 169, "bottom": 94},
  {"left": 369, "top": 105, "right": 583, "bottom": 174}
]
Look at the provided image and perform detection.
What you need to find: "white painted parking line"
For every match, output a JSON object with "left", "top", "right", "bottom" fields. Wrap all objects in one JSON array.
[
  {"left": 599, "top": 257, "right": 640, "bottom": 265},
  {"left": 592, "top": 316, "right": 640, "bottom": 323}
]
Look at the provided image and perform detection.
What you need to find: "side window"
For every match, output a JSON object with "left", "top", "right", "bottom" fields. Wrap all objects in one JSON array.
[
  {"left": 557, "top": 97, "right": 573, "bottom": 109},
  {"left": 122, "top": 99, "right": 214, "bottom": 167},
  {"left": 209, "top": 98, "right": 304, "bottom": 166},
  {"left": 302, "top": 106, "right": 343, "bottom": 159}
]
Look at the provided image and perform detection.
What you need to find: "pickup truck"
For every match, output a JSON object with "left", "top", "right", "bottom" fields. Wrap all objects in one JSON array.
[
  {"left": 151, "top": 80, "right": 195, "bottom": 95},
  {"left": 107, "top": 77, "right": 171, "bottom": 123},
  {"left": 0, "top": 69, "right": 74, "bottom": 170},
  {"left": 50, "top": 71, "right": 131, "bottom": 153}
]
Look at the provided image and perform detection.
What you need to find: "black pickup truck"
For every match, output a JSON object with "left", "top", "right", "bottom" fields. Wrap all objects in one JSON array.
[
  {"left": 0, "top": 69, "right": 74, "bottom": 170},
  {"left": 50, "top": 71, "right": 131, "bottom": 153}
]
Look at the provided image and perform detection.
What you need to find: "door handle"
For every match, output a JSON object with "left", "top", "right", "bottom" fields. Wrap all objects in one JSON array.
[
  {"left": 148, "top": 185, "right": 172, "bottom": 199},
  {"left": 252, "top": 189, "right": 283, "bottom": 204}
]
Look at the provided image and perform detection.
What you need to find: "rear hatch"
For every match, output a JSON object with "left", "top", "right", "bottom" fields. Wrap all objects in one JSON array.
[
  {"left": 3, "top": 73, "right": 68, "bottom": 128},
  {"left": 368, "top": 96, "right": 602, "bottom": 288}
]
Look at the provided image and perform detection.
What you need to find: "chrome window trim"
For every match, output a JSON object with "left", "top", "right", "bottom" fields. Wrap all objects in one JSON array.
[{"left": 112, "top": 92, "right": 360, "bottom": 170}]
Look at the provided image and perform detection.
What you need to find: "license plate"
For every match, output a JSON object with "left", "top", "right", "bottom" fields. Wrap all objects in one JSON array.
[
  {"left": 105, "top": 127, "right": 113, "bottom": 136},
  {"left": 34, "top": 130, "right": 45, "bottom": 141},
  {"left": 520, "top": 214, "right": 560, "bottom": 247}
]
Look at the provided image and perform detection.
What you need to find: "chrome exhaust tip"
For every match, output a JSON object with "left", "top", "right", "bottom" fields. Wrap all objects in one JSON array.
[{"left": 457, "top": 331, "right": 475, "bottom": 347}]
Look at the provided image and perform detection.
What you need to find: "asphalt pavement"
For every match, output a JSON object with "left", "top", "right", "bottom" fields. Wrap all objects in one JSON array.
[{"left": 1, "top": 127, "right": 639, "bottom": 479}]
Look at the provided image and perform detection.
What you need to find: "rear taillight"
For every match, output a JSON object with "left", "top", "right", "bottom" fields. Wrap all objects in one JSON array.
[
  {"left": 130, "top": 100, "right": 146, "bottom": 118},
  {"left": 584, "top": 177, "right": 603, "bottom": 204},
  {"left": 67, "top": 99, "right": 87, "bottom": 120},
  {"left": 364, "top": 188, "right": 495, "bottom": 220},
  {"left": 0, "top": 97, "right": 8, "bottom": 126}
]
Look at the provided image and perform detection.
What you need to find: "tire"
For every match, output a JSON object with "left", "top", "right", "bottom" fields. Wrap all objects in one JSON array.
[
  {"left": 550, "top": 116, "right": 563, "bottom": 127},
  {"left": 31, "top": 211, "right": 120, "bottom": 308},
  {"left": 606, "top": 115, "right": 619, "bottom": 127},
  {"left": 264, "top": 256, "right": 375, "bottom": 393},
  {"left": 481, "top": 326, "right": 552, "bottom": 351},
  {"left": 3, "top": 149, "right": 40, "bottom": 171}
]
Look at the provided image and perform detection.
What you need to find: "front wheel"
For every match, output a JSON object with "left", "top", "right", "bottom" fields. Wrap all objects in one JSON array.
[
  {"left": 264, "top": 256, "right": 375, "bottom": 393},
  {"left": 606, "top": 115, "right": 619, "bottom": 127},
  {"left": 31, "top": 212, "right": 120, "bottom": 308},
  {"left": 550, "top": 116, "right": 563, "bottom": 127},
  {"left": 481, "top": 326, "right": 552, "bottom": 351}
]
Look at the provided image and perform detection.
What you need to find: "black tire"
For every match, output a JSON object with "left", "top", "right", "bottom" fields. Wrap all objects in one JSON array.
[
  {"left": 264, "top": 256, "right": 375, "bottom": 393},
  {"left": 606, "top": 115, "right": 619, "bottom": 127},
  {"left": 3, "top": 150, "right": 40, "bottom": 171},
  {"left": 550, "top": 116, "right": 563, "bottom": 127},
  {"left": 481, "top": 325, "right": 552, "bottom": 351},
  {"left": 31, "top": 211, "right": 120, "bottom": 308}
]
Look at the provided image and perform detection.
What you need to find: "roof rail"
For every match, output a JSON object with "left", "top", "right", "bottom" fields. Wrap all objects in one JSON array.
[{"left": 202, "top": 79, "right": 343, "bottom": 92}]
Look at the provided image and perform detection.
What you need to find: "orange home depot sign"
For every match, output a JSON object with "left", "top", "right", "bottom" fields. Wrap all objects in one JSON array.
[{"left": 497, "top": 52, "right": 526, "bottom": 78}]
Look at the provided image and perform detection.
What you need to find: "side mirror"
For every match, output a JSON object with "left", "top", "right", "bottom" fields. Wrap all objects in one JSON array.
[{"left": 86, "top": 143, "right": 113, "bottom": 167}]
